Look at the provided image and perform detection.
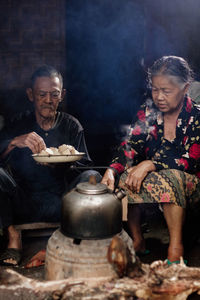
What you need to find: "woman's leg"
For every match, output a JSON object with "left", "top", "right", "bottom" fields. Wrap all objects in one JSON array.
[
  {"left": 128, "top": 204, "right": 146, "bottom": 252},
  {"left": 163, "top": 203, "right": 185, "bottom": 261}
]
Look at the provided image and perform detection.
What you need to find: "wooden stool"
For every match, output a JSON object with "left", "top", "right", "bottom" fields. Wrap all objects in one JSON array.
[{"left": 14, "top": 222, "right": 60, "bottom": 237}]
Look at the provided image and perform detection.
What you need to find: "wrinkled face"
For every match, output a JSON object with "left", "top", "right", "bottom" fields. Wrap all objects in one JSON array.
[
  {"left": 27, "top": 76, "right": 64, "bottom": 119},
  {"left": 151, "top": 75, "right": 189, "bottom": 114}
]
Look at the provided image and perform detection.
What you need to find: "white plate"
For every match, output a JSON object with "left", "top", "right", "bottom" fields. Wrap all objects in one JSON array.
[{"left": 32, "top": 153, "right": 85, "bottom": 163}]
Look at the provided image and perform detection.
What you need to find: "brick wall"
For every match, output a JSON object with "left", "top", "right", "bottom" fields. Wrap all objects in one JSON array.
[
  {"left": 0, "top": 0, "right": 66, "bottom": 88},
  {"left": 0, "top": 0, "right": 66, "bottom": 120}
]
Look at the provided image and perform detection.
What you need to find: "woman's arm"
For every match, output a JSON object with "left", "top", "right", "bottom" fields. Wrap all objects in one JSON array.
[{"left": 101, "top": 168, "right": 116, "bottom": 190}]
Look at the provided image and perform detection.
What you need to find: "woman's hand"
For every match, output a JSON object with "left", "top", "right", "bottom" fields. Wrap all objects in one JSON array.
[
  {"left": 9, "top": 132, "right": 46, "bottom": 154},
  {"left": 125, "top": 160, "right": 155, "bottom": 193},
  {"left": 101, "top": 168, "right": 116, "bottom": 191}
]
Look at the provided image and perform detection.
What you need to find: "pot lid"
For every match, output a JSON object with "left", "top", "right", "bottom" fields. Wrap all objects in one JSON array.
[{"left": 76, "top": 182, "right": 108, "bottom": 195}]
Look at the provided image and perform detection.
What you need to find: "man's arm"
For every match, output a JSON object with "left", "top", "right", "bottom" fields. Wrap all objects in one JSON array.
[{"left": 1, "top": 132, "right": 46, "bottom": 158}]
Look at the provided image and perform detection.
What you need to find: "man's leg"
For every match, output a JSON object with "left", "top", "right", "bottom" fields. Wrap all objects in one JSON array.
[
  {"left": 1, "top": 225, "right": 22, "bottom": 265},
  {"left": 0, "top": 168, "right": 22, "bottom": 265},
  {"left": 128, "top": 204, "right": 146, "bottom": 252},
  {"left": 163, "top": 203, "right": 185, "bottom": 262},
  {"left": 0, "top": 167, "right": 17, "bottom": 226},
  {"left": 7, "top": 225, "right": 21, "bottom": 249}
]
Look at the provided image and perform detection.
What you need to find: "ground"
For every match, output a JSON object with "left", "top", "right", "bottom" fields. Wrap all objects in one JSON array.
[{"left": 0, "top": 206, "right": 200, "bottom": 299}]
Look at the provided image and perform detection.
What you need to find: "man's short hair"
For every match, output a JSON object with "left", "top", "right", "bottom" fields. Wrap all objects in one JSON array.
[{"left": 31, "top": 65, "right": 63, "bottom": 88}]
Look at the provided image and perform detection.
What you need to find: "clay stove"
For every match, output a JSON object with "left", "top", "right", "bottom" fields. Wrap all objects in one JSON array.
[
  {"left": 45, "top": 228, "right": 135, "bottom": 282},
  {"left": 45, "top": 178, "right": 135, "bottom": 282}
]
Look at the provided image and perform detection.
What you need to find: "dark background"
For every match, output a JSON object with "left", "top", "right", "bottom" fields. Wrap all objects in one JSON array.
[{"left": 0, "top": 0, "right": 200, "bottom": 166}]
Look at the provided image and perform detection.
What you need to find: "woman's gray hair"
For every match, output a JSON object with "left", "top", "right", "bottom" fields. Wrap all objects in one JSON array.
[{"left": 148, "top": 56, "right": 194, "bottom": 88}]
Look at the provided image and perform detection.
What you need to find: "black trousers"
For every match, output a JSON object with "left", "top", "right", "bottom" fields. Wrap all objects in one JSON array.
[{"left": 0, "top": 168, "right": 101, "bottom": 229}]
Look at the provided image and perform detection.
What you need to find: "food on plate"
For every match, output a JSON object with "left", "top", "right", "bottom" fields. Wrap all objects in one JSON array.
[
  {"left": 38, "top": 144, "right": 79, "bottom": 156},
  {"left": 58, "top": 144, "right": 76, "bottom": 154}
]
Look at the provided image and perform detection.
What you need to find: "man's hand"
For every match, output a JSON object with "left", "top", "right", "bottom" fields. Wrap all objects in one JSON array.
[
  {"left": 9, "top": 132, "right": 46, "bottom": 154},
  {"left": 125, "top": 160, "right": 155, "bottom": 193},
  {"left": 101, "top": 168, "right": 116, "bottom": 191}
]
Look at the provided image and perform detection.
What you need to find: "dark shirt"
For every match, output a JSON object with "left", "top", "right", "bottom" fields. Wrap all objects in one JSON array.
[
  {"left": 110, "top": 96, "right": 200, "bottom": 178},
  {"left": 0, "top": 111, "right": 92, "bottom": 222}
]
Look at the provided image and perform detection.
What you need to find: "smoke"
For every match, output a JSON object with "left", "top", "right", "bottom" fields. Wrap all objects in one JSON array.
[
  {"left": 66, "top": 0, "right": 145, "bottom": 130},
  {"left": 116, "top": 97, "right": 161, "bottom": 168}
]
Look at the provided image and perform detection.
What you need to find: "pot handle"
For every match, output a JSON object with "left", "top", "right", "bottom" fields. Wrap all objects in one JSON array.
[
  {"left": 110, "top": 168, "right": 126, "bottom": 200},
  {"left": 70, "top": 165, "right": 123, "bottom": 193},
  {"left": 114, "top": 188, "right": 126, "bottom": 200}
]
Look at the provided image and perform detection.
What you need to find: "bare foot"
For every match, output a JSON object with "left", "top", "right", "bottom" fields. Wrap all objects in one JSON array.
[
  {"left": 2, "top": 226, "right": 22, "bottom": 265},
  {"left": 3, "top": 258, "right": 18, "bottom": 265},
  {"left": 0, "top": 248, "right": 21, "bottom": 266}
]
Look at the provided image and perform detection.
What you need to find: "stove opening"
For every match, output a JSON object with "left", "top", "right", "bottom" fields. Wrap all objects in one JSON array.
[{"left": 73, "top": 238, "right": 82, "bottom": 245}]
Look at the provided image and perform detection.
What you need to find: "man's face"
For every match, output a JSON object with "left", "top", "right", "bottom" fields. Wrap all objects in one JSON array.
[{"left": 27, "top": 76, "right": 64, "bottom": 120}]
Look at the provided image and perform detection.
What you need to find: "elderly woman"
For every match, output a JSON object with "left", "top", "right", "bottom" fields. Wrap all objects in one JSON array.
[{"left": 102, "top": 56, "right": 200, "bottom": 264}]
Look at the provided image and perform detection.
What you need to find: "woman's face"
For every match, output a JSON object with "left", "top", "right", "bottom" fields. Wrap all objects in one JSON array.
[{"left": 151, "top": 75, "right": 189, "bottom": 114}]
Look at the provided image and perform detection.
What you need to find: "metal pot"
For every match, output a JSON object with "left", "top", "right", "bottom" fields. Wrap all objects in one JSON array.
[{"left": 61, "top": 176, "right": 126, "bottom": 239}]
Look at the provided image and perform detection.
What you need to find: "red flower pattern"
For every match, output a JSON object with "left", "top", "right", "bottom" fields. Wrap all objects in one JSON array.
[
  {"left": 147, "top": 184, "right": 152, "bottom": 192},
  {"left": 182, "top": 136, "right": 188, "bottom": 145},
  {"left": 189, "top": 144, "right": 200, "bottom": 159},
  {"left": 178, "top": 158, "right": 189, "bottom": 170},
  {"left": 120, "top": 140, "right": 127, "bottom": 146},
  {"left": 137, "top": 110, "right": 145, "bottom": 122},
  {"left": 186, "top": 181, "right": 194, "bottom": 191},
  {"left": 132, "top": 125, "right": 141, "bottom": 135},
  {"left": 160, "top": 193, "right": 170, "bottom": 202},
  {"left": 124, "top": 150, "right": 135, "bottom": 159},
  {"left": 186, "top": 97, "right": 192, "bottom": 113},
  {"left": 110, "top": 163, "right": 125, "bottom": 174}
]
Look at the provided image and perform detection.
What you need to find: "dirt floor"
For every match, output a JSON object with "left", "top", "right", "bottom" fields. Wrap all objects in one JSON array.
[{"left": 0, "top": 205, "right": 200, "bottom": 299}]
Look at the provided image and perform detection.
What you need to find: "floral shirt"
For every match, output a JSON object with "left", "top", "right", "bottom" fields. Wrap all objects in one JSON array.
[{"left": 110, "top": 96, "right": 200, "bottom": 178}]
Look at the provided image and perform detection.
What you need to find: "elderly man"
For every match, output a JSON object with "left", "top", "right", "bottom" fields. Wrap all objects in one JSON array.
[{"left": 0, "top": 65, "right": 100, "bottom": 265}]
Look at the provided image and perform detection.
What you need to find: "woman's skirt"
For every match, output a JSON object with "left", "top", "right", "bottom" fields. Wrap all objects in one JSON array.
[{"left": 119, "top": 169, "right": 200, "bottom": 208}]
